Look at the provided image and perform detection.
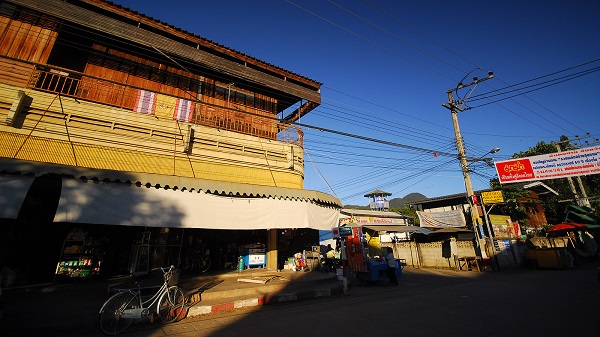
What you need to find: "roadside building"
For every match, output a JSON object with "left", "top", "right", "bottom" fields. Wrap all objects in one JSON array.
[
  {"left": 0, "top": 0, "right": 340, "bottom": 285},
  {"left": 406, "top": 184, "right": 556, "bottom": 270}
]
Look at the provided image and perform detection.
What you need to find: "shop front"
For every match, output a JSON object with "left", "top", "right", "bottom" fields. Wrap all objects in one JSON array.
[{"left": 0, "top": 159, "right": 341, "bottom": 286}]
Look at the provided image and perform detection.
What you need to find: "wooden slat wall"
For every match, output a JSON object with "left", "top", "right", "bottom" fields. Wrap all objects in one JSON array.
[
  {"left": 82, "top": 44, "right": 280, "bottom": 139},
  {"left": 0, "top": 57, "right": 34, "bottom": 87},
  {"left": 85, "top": 44, "right": 202, "bottom": 100},
  {"left": 0, "top": 14, "right": 58, "bottom": 64}
]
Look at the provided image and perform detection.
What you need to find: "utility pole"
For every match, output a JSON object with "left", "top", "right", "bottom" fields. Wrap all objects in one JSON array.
[
  {"left": 554, "top": 137, "right": 592, "bottom": 208},
  {"left": 442, "top": 71, "right": 494, "bottom": 257}
]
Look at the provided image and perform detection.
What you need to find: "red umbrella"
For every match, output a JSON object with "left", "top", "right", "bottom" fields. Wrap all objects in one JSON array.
[{"left": 546, "top": 222, "right": 589, "bottom": 232}]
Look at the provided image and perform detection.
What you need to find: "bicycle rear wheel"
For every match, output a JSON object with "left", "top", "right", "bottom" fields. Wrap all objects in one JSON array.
[
  {"left": 99, "top": 291, "right": 138, "bottom": 335},
  {"left": 157, "top": 286, "right": 186, "bottom": 323}
]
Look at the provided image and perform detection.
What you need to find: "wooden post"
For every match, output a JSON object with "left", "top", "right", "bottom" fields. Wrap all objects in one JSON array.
[{"left": 266, "top": 229, "right": 278, "bottom": 270}]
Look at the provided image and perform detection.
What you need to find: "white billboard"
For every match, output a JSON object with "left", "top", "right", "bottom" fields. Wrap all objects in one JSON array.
[
  {"left": 494, "top": 146, "right": 600, "bottom": 184},
  {"left": 417, "top": 210, "right": 466, "bottom": 228}
]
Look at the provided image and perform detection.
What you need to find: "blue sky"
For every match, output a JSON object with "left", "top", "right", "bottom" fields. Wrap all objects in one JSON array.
[{"left": 112, "top": 0, "right": 600, "bottom": 206}]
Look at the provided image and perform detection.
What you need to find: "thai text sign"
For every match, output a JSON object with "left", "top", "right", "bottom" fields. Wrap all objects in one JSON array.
[
  {"left": 339, "top": 216, "right": 405, "bottom": 225},
  {"left": 494, "top": 146, "right": 600, "bottom": 184},
  {"left": 481, "top": 190, "right": 504, "bottom": 204}
]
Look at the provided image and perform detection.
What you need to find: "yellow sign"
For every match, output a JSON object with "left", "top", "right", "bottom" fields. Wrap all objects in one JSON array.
[{"left": 481, "top": 190, "right": 504, "bottom": 204}]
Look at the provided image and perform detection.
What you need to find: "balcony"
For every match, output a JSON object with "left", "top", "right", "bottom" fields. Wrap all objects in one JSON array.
[{"left": 0, "top": 57, "right": 303, "bottom": 147}]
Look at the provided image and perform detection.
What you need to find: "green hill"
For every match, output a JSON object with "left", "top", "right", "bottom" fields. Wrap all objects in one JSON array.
[{"left": 389, "top": 192, "right": 427, "bottom": 209}]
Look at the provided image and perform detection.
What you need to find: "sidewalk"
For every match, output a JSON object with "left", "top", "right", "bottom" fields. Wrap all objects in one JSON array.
[
  {"left": 0, "top": 267, "right": 344, "bottom": 337},
  {"left": 178, "top": 268, "right": 344, "bottom": 317}
]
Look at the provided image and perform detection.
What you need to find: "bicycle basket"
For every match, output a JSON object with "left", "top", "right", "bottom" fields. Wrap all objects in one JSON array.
[{"left": 165, "top": 269, "right": 180, "bottom": 286}]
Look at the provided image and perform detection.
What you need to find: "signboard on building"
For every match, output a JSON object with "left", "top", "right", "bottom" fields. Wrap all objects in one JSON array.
[
  {"left": 494, "top": 146, "right": 600, "bottom": 184},
  {"left": 481, "top": 190, "right": 504, "bottom": 204},
  {"left": 416, "top": 210, "right": 466, "bottom": 228},
  {"left": 489, "top": 214, "right": 520, "bottom": 238},
  {"left": 339, "top": 216, "right": 405, "bottom": 225}
]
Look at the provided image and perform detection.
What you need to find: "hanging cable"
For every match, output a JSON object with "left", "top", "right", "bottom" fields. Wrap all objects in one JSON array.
[{"left": 305, "top": 150, "right": 338, "bottom": 198}]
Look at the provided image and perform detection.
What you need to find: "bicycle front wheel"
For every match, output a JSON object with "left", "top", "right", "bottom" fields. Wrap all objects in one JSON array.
[
  {"left": 99, "top": 291, "right": 138, "bottom": 335},
  {"left": 157, "top": 286, "right": 186, "bottom": 323}
]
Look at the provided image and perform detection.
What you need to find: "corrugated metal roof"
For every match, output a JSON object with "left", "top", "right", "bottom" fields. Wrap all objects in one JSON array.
[
  {"left": 405, "top": 190, "right": 490, "bottom": 205},
  {"left": 8, "top": 0, "right": 321, "bottom": 104},
  {"left": 0, "top": 157, "right": 342, "bottom": 207},
  {"left": 93, "top": 0, "right": 321, "bottom": 86},
  {"left": 407, "top": 181, "right": 560, "bottom": 207}
]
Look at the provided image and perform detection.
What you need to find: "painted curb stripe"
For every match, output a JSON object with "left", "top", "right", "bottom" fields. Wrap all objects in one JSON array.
[{"left": 186, "top": 285, "right": 343, "bottom": 318}]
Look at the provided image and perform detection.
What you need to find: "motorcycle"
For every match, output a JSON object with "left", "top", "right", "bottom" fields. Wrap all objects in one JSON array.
[{"left": 319, "top": 253, "right": 341, "bottom": 273}]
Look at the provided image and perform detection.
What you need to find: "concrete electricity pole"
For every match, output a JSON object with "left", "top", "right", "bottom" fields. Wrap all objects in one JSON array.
[
  {"left": 554, "top": 138, "right": 592, "bottom": 208},
  {"left": 442, "top": 71, "right": 494, "bottom": 253}
]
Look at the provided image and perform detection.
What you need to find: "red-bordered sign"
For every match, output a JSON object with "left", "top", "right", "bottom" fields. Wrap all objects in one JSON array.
[{"left": 494, "top": 146, "right": 600, "bottom": 184}]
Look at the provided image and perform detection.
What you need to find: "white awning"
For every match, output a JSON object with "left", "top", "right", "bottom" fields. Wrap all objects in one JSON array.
[
  {"left": 54, "top": 178, "right": 340, "bottom": 230},
  {"left": 0, "top": 158, "right": 341, "bottom": 206},
  {"left": 0, "top": 175, "right": 35, "bottom": 219}
]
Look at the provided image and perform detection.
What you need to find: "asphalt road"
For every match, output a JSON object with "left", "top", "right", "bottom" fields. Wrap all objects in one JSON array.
[
  {"left": 4, "top": 263, "right": 599, "bottom": 337},
  {"left": 175, "top": 264, "right": 600, "bottom": 337}
]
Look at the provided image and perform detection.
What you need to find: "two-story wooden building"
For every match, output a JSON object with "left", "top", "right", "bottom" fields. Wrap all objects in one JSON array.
[{"left": 0, "top": 0, "right": 341, "bottom": 284}]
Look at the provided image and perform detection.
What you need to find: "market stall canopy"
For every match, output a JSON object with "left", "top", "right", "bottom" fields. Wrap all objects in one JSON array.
[
  {"left": 0, "top": 158, "right": 341, "bottom": 206},
  {"left": 54, "top": 178, "right": 340, "bottom": 230},
  {"left": 546, "top": 222, "right": 589, "bottom": 232},
  {"left": 0, "top": 158, "right": 341, "bottom": 230}
]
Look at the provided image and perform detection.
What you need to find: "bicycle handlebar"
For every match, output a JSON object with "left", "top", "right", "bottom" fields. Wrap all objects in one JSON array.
[{"left": 150, "top": 265, "right": 175, "bottom": 274}]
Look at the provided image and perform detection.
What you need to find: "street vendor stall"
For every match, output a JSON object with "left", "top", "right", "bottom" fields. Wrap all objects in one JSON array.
[
  {"left": 343, "top": 225, "right": 406, "bottom": 285},
  {"left": 525, "top": 222, "right": 598, "bottom": 269},
  {"left": 354, "top": 257, "right": 403, "bottom": 284}
]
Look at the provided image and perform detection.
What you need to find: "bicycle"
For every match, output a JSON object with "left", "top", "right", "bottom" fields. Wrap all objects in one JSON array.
[
  {"left": 98, "top": 265, "right": 186, "bottom": 335},
  {"left": 182, "top": 247, "right": 211, "bottom": 274}
]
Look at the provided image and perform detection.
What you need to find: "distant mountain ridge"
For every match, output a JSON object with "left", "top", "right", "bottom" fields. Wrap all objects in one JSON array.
[
  {"left": 389, "top": 192, "right": 427, "bottom": 209},
  {"left": 344, "top": 192, "right": 427, "bottom": 209}
]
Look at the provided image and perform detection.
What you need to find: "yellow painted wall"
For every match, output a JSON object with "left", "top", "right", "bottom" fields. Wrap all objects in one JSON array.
[{"left": 0, "top": 83, "right": 304, "bottom": 188}]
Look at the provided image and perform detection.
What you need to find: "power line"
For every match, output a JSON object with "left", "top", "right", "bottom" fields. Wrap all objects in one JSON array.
[
  {"left": 356, "top": 1, "right": 592, "bottom": 137},
  {"left": 322, "top": 86, "right": 451, "bottom": 131},
  {"left": 362, "top": 0, "right": 481, "bottom": 68},
  {"left": 340, "top": 158, "right": 456, "bottom": 200},
  {"left": 468, "top": 59, "right": 600, "bottom": 102},
  {"left": 44, "top": 12, "right": 592, "bottom": 155},
  {"left": 327, "top": 0, "right": 467, "bottom": 74},
  {"left": 284, "top": 0, "right": 455, "bottom": 80},
  {"left": 470, "top": 67, "right": 600, "bottom": 108},
  {"left": 282, "top": 1, "right": 584, "bottom": 145}
]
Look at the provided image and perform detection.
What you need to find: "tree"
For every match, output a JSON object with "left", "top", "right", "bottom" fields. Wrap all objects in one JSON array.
[
  {"left": 393, "top": 205, "right": 419, "bottom": 225},
  {"left": 493, "top": 136, "right": 600, "bottom": 223},
  {"left": 489, "top": 179, "right": 532, "bottom": 226}
]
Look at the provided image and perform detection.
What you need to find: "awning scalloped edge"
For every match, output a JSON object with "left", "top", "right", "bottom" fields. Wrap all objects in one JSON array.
[{"left": 0, "top": 158, "right": 342, "bottom": 207}]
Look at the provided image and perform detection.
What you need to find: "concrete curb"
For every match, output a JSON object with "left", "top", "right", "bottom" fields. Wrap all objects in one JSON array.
[{"left": 186, "top": 284, "right": 344, "bottom": 317}]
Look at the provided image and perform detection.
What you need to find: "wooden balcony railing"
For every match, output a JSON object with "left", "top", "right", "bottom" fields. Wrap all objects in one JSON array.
[{"left": 12, "top": 60, "right": 303, "bottom": 147}]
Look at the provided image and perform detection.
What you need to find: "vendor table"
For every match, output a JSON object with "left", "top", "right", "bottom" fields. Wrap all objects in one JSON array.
[
  {"left": 456, "top": 256, "right": 482, "bottom": 271},
  {"left": 355, "top": 259, "right": 405, "bottom": 284}
]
